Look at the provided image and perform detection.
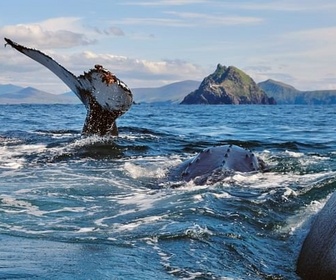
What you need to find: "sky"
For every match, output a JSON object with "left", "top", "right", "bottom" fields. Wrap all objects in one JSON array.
[{"left": 0, "top": 0, "right": 336, "bottom": 94}]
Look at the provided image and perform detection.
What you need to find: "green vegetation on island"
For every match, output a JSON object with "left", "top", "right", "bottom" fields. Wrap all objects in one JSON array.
[{"left": 180, "top": 64, "right": 276, "bottom": 105}]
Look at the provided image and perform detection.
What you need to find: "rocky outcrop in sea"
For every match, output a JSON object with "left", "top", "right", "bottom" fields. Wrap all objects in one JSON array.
[{"left": 181, "top": 64, "right": 276, "bottom": 105}]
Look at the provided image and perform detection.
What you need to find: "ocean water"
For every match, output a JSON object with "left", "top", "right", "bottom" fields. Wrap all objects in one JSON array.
[{"left": 0, "top": 104, "right": 335, "bottom": 280}]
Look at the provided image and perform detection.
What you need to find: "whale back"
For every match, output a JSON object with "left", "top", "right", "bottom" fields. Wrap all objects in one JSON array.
[
  {"left": 171, "top": 145, "right": 260, "bottom": 183},
  {"left": 297, "top": 192, "right": 336, "bottom": 279}
]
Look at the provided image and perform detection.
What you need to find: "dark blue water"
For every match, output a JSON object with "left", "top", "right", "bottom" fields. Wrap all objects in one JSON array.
[{"left": 0, "top": 104, "right": 335, "bottom": 279}]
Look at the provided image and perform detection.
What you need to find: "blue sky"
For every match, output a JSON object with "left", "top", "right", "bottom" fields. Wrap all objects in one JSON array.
[{"left": 1, "top": 0, "right": 336, "bottom": 94}]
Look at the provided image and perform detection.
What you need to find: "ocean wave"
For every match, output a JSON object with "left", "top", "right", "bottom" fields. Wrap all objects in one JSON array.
[{"left": 1, "top": 105, "right": 336, "bottom": 279}]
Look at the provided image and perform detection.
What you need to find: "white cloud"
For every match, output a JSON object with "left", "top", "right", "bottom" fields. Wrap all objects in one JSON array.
[
  {"left": 112, "top": 17, "right": 190, "bottom": 27},
  {"left": 165, "top": 11, "right": 263, "bottom": 25},
  {"left": 263, "top": 26, "right": 336, "bottom": 70},
  {"left": 228, "top": 24, "right": 336, "bottom": 91},
  {"left": 113, "top": 13, "right": 262, "bottom": 28},
  {"left": 94, "top": 26, "right": 125, "bottom": 36},
  {"left": 123, "top": 0, "right": 336, "bottom": 11},
  {"left": 0, "top": 14, "right": 204, "bottom": 92},
  {"left": 218, "top": 0, "right": 336, "bottom": 12},
  {"left": 65, "top": 52, "right": 205, "bottom": 86},
  {"left": 0, "top": 45, "right": 205, "bottom": 93},
  {"left": 284, "top": 26, "right": 336, "bottom": 43},
  {"left": 1, "top": 17, "right": 95, "bottom": 49}
]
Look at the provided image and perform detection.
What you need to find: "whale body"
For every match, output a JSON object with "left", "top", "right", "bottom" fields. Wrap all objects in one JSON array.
[
  {"left": 169, "top": 144, "right": 266, "bottom": 184},
  {"left": 5, "top": 38, "right": 133, "bottom": 136},
  {"left": 297, "top": 192, "right": 336, "bottom": 279}
]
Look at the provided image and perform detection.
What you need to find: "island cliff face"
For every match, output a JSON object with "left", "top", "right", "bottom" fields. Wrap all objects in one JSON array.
[{"left": 181, "top": 64, "right": 276, "bottom": 105}]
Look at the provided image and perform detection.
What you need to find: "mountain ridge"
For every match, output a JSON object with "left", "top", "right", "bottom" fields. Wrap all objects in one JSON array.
[
  {"left": 132, "top": 80, "right": 200, "bottom": 104},
  {"left": 0, "top": 86, "right": 80, "bottom": 104},
  {"left": 258, "top": 79, "right": 336, "bottom": 104},
  {"left": 1, "top": 68, "right": 336, "bottom": 105}
]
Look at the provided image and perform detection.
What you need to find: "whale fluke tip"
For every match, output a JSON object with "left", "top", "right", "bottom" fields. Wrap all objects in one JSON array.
[{"left": 4, "top": 38, "right": 23, "bottom": 51}]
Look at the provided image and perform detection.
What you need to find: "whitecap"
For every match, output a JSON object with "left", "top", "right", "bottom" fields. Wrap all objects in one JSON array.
[
  {"left": 123, "top": 155, "right": 181, "bottom": 180},
  {"left": 0, "top": 143, "right": 46, "bottom": 169},
  {"left": 111, "top": 215, "right": 167, "bottom": 233},
  {"left": 0, "top": 195, "right": 45, "bottom": 216},
  {"left": 77, "top": 227, "right": 96, "bottom": 233},
  {"left": 285, "top": 150, "right": 304, "bottom": 158}
]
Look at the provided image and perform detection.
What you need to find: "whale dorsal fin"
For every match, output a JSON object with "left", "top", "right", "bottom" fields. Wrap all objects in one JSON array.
[{"left": 4, "top": 38, "right": 86, "bottom": 105}]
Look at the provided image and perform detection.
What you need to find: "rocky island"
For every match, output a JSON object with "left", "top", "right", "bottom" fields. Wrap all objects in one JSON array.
[{"left": 181, "top": 64, "right": 276, "bottom": 105}]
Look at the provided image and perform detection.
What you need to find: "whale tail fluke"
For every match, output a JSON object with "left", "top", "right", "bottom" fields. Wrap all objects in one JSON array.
[
  {"left": 4, "top": 38, "right": 85, "bottom": 104},
  {"left": 4, "top": 38, "right": 133, "bottom": 136}
]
